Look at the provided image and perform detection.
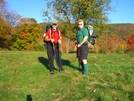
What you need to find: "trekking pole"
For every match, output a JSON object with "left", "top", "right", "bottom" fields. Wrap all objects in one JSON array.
[{"left": 78, "top": 58, "right": 81, "bottom": 68}]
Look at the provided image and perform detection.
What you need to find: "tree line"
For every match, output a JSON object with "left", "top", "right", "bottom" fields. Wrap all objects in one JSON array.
[{"left": 0, "top": 0, "right": 134, "bottom": 53}]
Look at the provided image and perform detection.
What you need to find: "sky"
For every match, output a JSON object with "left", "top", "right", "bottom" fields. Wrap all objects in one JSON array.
[{"left": 5, "top": 0, "right": 134, "bottom": 24}]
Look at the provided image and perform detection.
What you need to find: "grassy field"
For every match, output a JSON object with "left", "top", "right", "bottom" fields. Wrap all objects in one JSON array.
[{"left": 0, "top": 51, "right": 134, "bottom": 101}]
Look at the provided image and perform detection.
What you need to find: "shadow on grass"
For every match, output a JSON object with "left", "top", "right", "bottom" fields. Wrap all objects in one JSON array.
[
  {"left": 38, "top": 56, "right": 81, "bottom": 72},
  {"left": 62, "top": 58, "right": 82, "bottom": 72},
  {"left": 38, "top": 57, "right": 49, "bottom": 70}
]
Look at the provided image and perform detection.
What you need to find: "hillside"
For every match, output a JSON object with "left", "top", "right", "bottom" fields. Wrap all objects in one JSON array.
[{"left": 107, "top": 24, "right": 134, "bottom": 36}]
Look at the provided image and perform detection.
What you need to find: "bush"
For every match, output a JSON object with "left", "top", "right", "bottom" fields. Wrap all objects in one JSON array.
[
  {"left": 126, "top": 51, "right": 134, "bottom": 57},
  {"left": 34, "top": 44, "right": 46, "bottom": 51},
  {"left": 113, "top": 49, "right": 125, "bottom": 54},
  {"left": 99, "top": 48, "right": 108, "bottom": 54}
]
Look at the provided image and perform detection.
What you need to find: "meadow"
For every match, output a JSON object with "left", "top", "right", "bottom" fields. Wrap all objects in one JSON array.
[{"left": 0, "top": 51, "right": 134, "bottom": 101}]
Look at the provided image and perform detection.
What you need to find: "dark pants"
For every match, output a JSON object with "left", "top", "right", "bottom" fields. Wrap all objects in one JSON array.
[
  {"left": 77, "top": 43, "right": 88, "bottom": 60},
  {"left": 46, "top": 42, "right": 63, "bottom": 72}
]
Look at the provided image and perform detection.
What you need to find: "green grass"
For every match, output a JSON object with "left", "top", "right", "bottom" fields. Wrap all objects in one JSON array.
[{"left": 0, "top": 51, "right": 134, "bottom": 101}]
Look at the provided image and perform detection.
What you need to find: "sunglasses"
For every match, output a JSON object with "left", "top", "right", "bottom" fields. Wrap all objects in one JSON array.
[{"left": 78, "top": 24, "right": 82, "bottom": 26}]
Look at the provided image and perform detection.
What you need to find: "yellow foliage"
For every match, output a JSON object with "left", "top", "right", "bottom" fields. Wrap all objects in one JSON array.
[{"left": 118, "top": 43, "right": 124, "bottom": 49}]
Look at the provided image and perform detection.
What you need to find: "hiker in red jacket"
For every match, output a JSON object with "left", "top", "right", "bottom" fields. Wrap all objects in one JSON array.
[{"left": 45, "top": 22, "right": 64, "bottom": 74}]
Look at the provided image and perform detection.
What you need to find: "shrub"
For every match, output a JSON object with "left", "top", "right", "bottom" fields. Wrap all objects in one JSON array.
[
  {"left": 113, "top": 49, "right": 125, "bottom": 54},
  {"left": 34, "top": 44, "right": 45, "bottom": 51}
]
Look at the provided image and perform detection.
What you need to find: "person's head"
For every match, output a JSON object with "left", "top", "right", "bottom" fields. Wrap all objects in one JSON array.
[
  {"left": 52, "top": 22, "right": 58, "bottom": 30},
  {"left": 77, "top": 19, "right": 84, "bottom": 29}
]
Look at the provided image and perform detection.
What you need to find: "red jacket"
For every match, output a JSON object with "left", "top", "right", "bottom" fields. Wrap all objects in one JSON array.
[{"left": 46, "top": 28, "right": 62, "bottom": 44}]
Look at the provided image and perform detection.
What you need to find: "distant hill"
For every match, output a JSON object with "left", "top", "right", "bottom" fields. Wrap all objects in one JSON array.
[
  {"left": 40, "top": 23, "right": 134, "bottom": 37},
  {"left": 107, "top": 24, "right": 134, "bottom": 36}
]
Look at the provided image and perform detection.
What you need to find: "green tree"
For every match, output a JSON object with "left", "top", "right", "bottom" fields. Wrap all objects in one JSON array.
[
  {"left": 42, "top": 0, "right": 112, "bottom": 52},
  {"left": 43, "top": 0, "right": 112, "bottom": 30}
]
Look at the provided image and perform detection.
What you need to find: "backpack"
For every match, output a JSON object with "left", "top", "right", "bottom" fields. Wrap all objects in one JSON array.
[
  {"left": 46, "top": 24, "right": 52, "bottom": 32},
  {"left": 85, "top": 25, "right": 98, "bottom": 45},
  {"left": 43, "top": 24, "right": 52, "bottom": 43}
]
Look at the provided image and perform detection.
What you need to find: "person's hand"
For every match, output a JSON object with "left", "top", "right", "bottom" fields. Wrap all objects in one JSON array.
[
  {"left": 58, "top": 40, "right": 61, "bottom": 44},
  {"left": 77, "top": 44, "right": 81, "bottom": 47},
  {"left": 51, "top": 39, "right": 54, "bottom": 43}
]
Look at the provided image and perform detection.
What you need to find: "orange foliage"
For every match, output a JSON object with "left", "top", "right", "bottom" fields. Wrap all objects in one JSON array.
[
  {"left": 97, "top": 33, "right": 126, "bottom": 53},
  {"left": 61, "top": 36, "right": 75, "bottom": 52},
  {"left": 108, "top": 46, "right": 114, "bottom": 52},
  {"left": 110, "top": 34, "right": 118, "bottom": 39},
  {"left": 0, "top": 17, "right": 12, "bottom": 48},
  {"left": 126, "top": 34, "right": 134, "bottom": 51}
]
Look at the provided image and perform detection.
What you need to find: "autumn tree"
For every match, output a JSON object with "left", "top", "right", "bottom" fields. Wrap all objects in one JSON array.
[
  {"left": 0, "top": 0, "right": 13, "bottom": 49},
  {"left": 95, "top": 33, "right": 126, "bottom": 54},
  {"left": 0, "top": 0, "right": 23, "bottom": 49},
  {"left": 0, "top": 0, "right": 7, "bottom": 18},
  {"left": 0, "top": 17, "right": 12, "bottom": 49},
  {"left": 11, "top": 18, "right": 43, "bottom": 50},
  {"left": 126, "top": 34, "right": 134, "bottom": 52}
]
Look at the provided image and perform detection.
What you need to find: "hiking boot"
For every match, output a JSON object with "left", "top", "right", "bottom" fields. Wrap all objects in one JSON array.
[
  {"left": 59, "top": 68, "right": 64, "bottom": 72},
  {"left": 60, "top": 69, "right": 67, "bottom": 74},
  {"left": 50, "top": 71, "right": 54, "bottom": 75}
]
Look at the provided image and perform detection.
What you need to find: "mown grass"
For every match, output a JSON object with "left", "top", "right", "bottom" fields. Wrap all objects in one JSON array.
[{"left": 0, "top": 51, "right": 134, "bottom": 101}]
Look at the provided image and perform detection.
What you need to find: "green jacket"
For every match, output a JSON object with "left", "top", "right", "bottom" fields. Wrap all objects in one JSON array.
[{"left": 76, "top": 27, "right": 88, "bottom": 44}]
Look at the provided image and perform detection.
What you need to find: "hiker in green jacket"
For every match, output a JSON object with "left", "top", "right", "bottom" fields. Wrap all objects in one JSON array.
[{"left": 76, "top": 19, "right": 89, "bottom": 76}]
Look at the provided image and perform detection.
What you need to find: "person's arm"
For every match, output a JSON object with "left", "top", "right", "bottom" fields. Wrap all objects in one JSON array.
[
  {"left": 80, "top": 36, "right": 88, "bottom": 45},
  {"left": 45, "top": 29, "right": 51, "bottom": 42},
  {"left": 45, "top": 36, "right": 51, "bottom": 41},
  {"left": 77, "top": 36, "right": 88, "bottom": 47}
]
